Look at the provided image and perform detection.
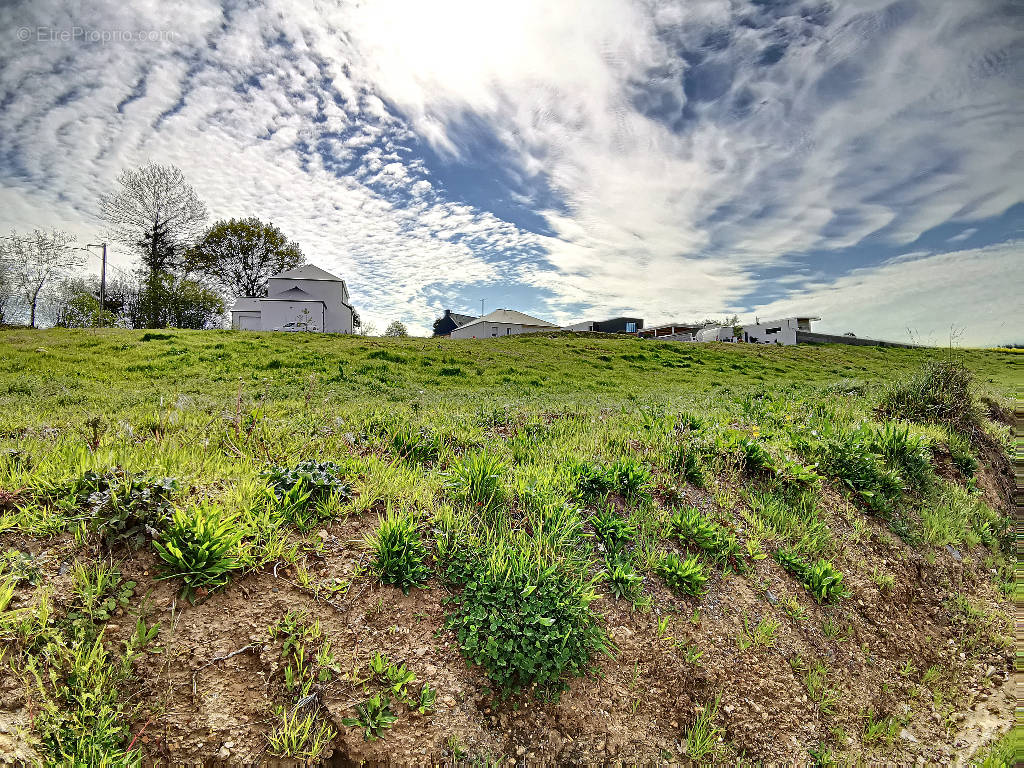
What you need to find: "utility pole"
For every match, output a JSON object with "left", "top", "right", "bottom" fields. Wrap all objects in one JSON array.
[
  {"left": 480, "top": 298, "right": 485, "bottom": 316},
  {"left": 85, "top": 243, "right": 107, "bottom": 310}
]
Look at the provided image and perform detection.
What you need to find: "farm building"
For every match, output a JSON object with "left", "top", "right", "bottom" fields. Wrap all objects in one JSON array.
[
  {"left": 449, "top": 309, "right": 559, "bottom": 339},
  {"left": 229, "top": 265, "right": 356, "bottom": 333}
]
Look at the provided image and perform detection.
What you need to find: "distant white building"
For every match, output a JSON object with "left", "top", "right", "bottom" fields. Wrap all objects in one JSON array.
[
  {"left": 449, "top": 309, "right": 559, "bottom": 339},
  {"left": 695, "top": 325, "right": 737, "bottom": 343},
  {"left": 229, "top": 264, "right": 356, "bottom": 333},
  {"left": 740, "top": 316, "right": 819, "bottom": 345}
]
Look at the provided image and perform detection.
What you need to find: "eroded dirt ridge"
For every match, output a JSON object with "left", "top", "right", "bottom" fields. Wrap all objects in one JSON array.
[{"left": 0, "top": 334, "right": 1016, "bottom": 765}]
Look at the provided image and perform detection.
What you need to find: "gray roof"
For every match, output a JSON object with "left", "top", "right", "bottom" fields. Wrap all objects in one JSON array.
[
  {"left": 272, "top": 264, "right": 344, "bottom": 282},
  {"left": 455, "top": 309, "right": 557, "bottom": 330},
  {"left": 230, "top": 297, "right": 262, "bottom": 313},
  {"left": 276, "top": 286, "right": 314, "bottom": 298}
]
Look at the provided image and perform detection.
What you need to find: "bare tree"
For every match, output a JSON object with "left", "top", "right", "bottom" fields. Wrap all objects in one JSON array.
[
  {"left": 0, "top": 229, "right": 82, "bottom": 327},
  {"left": 0, "top": 256, "right": 14, "bottom": 325},
  {"left": 100, "top": 163, "right": 207, "bottom": 274},
  {"left": 185, "top": 217, "right": 304, "bottom": 297}
]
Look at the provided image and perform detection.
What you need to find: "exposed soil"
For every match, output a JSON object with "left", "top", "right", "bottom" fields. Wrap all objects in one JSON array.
[{"left": 1, "top": 475, "right": 1013, "bottom": 766}]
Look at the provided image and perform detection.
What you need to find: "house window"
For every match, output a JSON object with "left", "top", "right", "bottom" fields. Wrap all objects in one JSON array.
[
  {"left": 506, "top": 328, "right": 511, "bottom": 335},
  {"left": 625, "top": 322, "right": 636, "bottom": 333},
  {"left": 765, "top": 327, "right": 781, "bottom": 334}
]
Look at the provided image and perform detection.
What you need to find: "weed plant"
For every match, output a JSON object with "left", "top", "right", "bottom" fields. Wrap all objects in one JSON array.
[
  {"left": 668, "top": 506, "right": 743, "bottom": 568},
  {"left": 656, "top": 552, "right": 709, "bottom": 596},
  {"left": 367, "top": 508, "right": 431, "bottom": 593},
  {"left": 447, "top": 534, "right": 608, "bottom": 697},
  {"left": 152, "top": 502, "right": 242, "bottom": 598},
  {"left": 776, "top": 548, "right": 850, "bottom": 603}
]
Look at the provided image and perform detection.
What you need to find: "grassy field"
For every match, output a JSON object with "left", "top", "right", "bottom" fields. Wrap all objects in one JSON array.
[{"left": 0, "top": 328, "right": 1018, "bottom": 765}]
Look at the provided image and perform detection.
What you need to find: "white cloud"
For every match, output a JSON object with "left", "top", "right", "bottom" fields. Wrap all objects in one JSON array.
[
  {"left": 947, "top": 227, "right": 978, "bottom": 243},
  {"left": 0, "top": 0, "right": 1019, "bottom": 339},
  {"left": 748, "top": 241, "right": 1024, "bottom": 347}
]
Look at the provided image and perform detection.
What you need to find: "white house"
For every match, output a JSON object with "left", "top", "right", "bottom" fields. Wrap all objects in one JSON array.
[
  {"left": 740, "top": 316, "right": 819, "bottom": 345},
  {"left": 449, "top": 309, "right": 559, "bottom": 339},
  {"left": 229, "top": 264, "right": 356, "bottom": 333}
]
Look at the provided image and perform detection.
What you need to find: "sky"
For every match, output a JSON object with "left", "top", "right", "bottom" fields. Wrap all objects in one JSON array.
[{"left": 0, "top": 0, "right": 1021, "bottom": 344}]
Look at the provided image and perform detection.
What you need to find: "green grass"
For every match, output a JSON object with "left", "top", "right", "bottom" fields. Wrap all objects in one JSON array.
[{"left": 0, "top": 328, "right": 1017, "bottom": 760}]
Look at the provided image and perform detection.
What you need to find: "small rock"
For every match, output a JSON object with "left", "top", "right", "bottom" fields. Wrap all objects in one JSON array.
[
  {"left": 516, "top": 745, "right": 526, "bottom": 757},
  {"left": 900, "top": 729, "right": 918, "bottom": 743},
  {"left": 217, "top": 746, "right": 230, "bottom": 760}
]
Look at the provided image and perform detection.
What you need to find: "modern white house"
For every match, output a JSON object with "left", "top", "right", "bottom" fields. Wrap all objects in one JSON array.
[
  {"left": 643, "top": 317, "right": 820, "bottom": 345},
  {"left": 449, "top": 309, "right": 559, "bottom": 339},
  {"left": 229, "top": 264, "right": 356, "bottom": 333},
  {"left": 740, "top": 316, "right": 820, "bottom": 345}
]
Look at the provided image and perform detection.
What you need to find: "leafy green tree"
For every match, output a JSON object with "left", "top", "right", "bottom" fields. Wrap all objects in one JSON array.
[
  {"left": 384, "top": 320, "right": 408, "bottom": 337},
  {"left": 124, "top": 272, "right": 224, "bottom": 329},
  {"left": 185, "top": 217, "right": 305, "bottom": 298},
  {"left": 53, "top": 277, "right": 115, "bottom": 328}
]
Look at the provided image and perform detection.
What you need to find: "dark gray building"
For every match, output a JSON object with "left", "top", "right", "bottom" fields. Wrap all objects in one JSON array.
[
  {"left": 567, "top": 317, "right": 644, "bottom": 334},
  {"left": 432, "top": 309, "right": 478, "bottom": 337}
]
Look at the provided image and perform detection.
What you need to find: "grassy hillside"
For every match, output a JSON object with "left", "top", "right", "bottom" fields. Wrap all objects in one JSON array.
[{"left": 0, "top": 328, "right": 1018, "bottom": 765}]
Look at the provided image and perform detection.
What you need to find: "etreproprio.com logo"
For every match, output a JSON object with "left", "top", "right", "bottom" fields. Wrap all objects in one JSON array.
[{"left": 17, "top": 26, "right": 176, "bottom": 43}]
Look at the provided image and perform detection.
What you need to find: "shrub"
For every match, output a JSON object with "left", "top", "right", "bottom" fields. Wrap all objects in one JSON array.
[
  {"left": 591, "top": 507, "right": 636, "bottom": 555},
  {"left": 263, "top": 461, "right": 352, "bottom": 505},
  {"left": 775, "top": 548, "right": 849, "bottom": 603},
  {"left": 153, "top": 502, "right": 242, "bottom": 598},
  {"left": 445, "top": 452, "right": 506, "bottom": 511},
  {"left": 366, "top": 509, "right": 431, "bottom": 593},
  {"left": 448, "top": 539, "right": 608, "bottom": 697},
  {"left": 878, "top": 358, "right": 982, "bottom": 440},
  {"left": 656, "top": 552, "right": 708, "bottom": 596},
  {"left": 669, "top": 506, "right": 742, "bottom": 568}
]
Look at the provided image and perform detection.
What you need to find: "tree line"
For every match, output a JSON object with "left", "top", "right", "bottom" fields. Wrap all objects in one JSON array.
[{"left": 0, "top": 163, "right": 315, "bottom": 330}]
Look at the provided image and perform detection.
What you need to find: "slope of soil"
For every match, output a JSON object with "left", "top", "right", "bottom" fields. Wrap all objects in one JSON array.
[{"left": 0, "top": 330, "right": 1017, "bottom": 765}]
